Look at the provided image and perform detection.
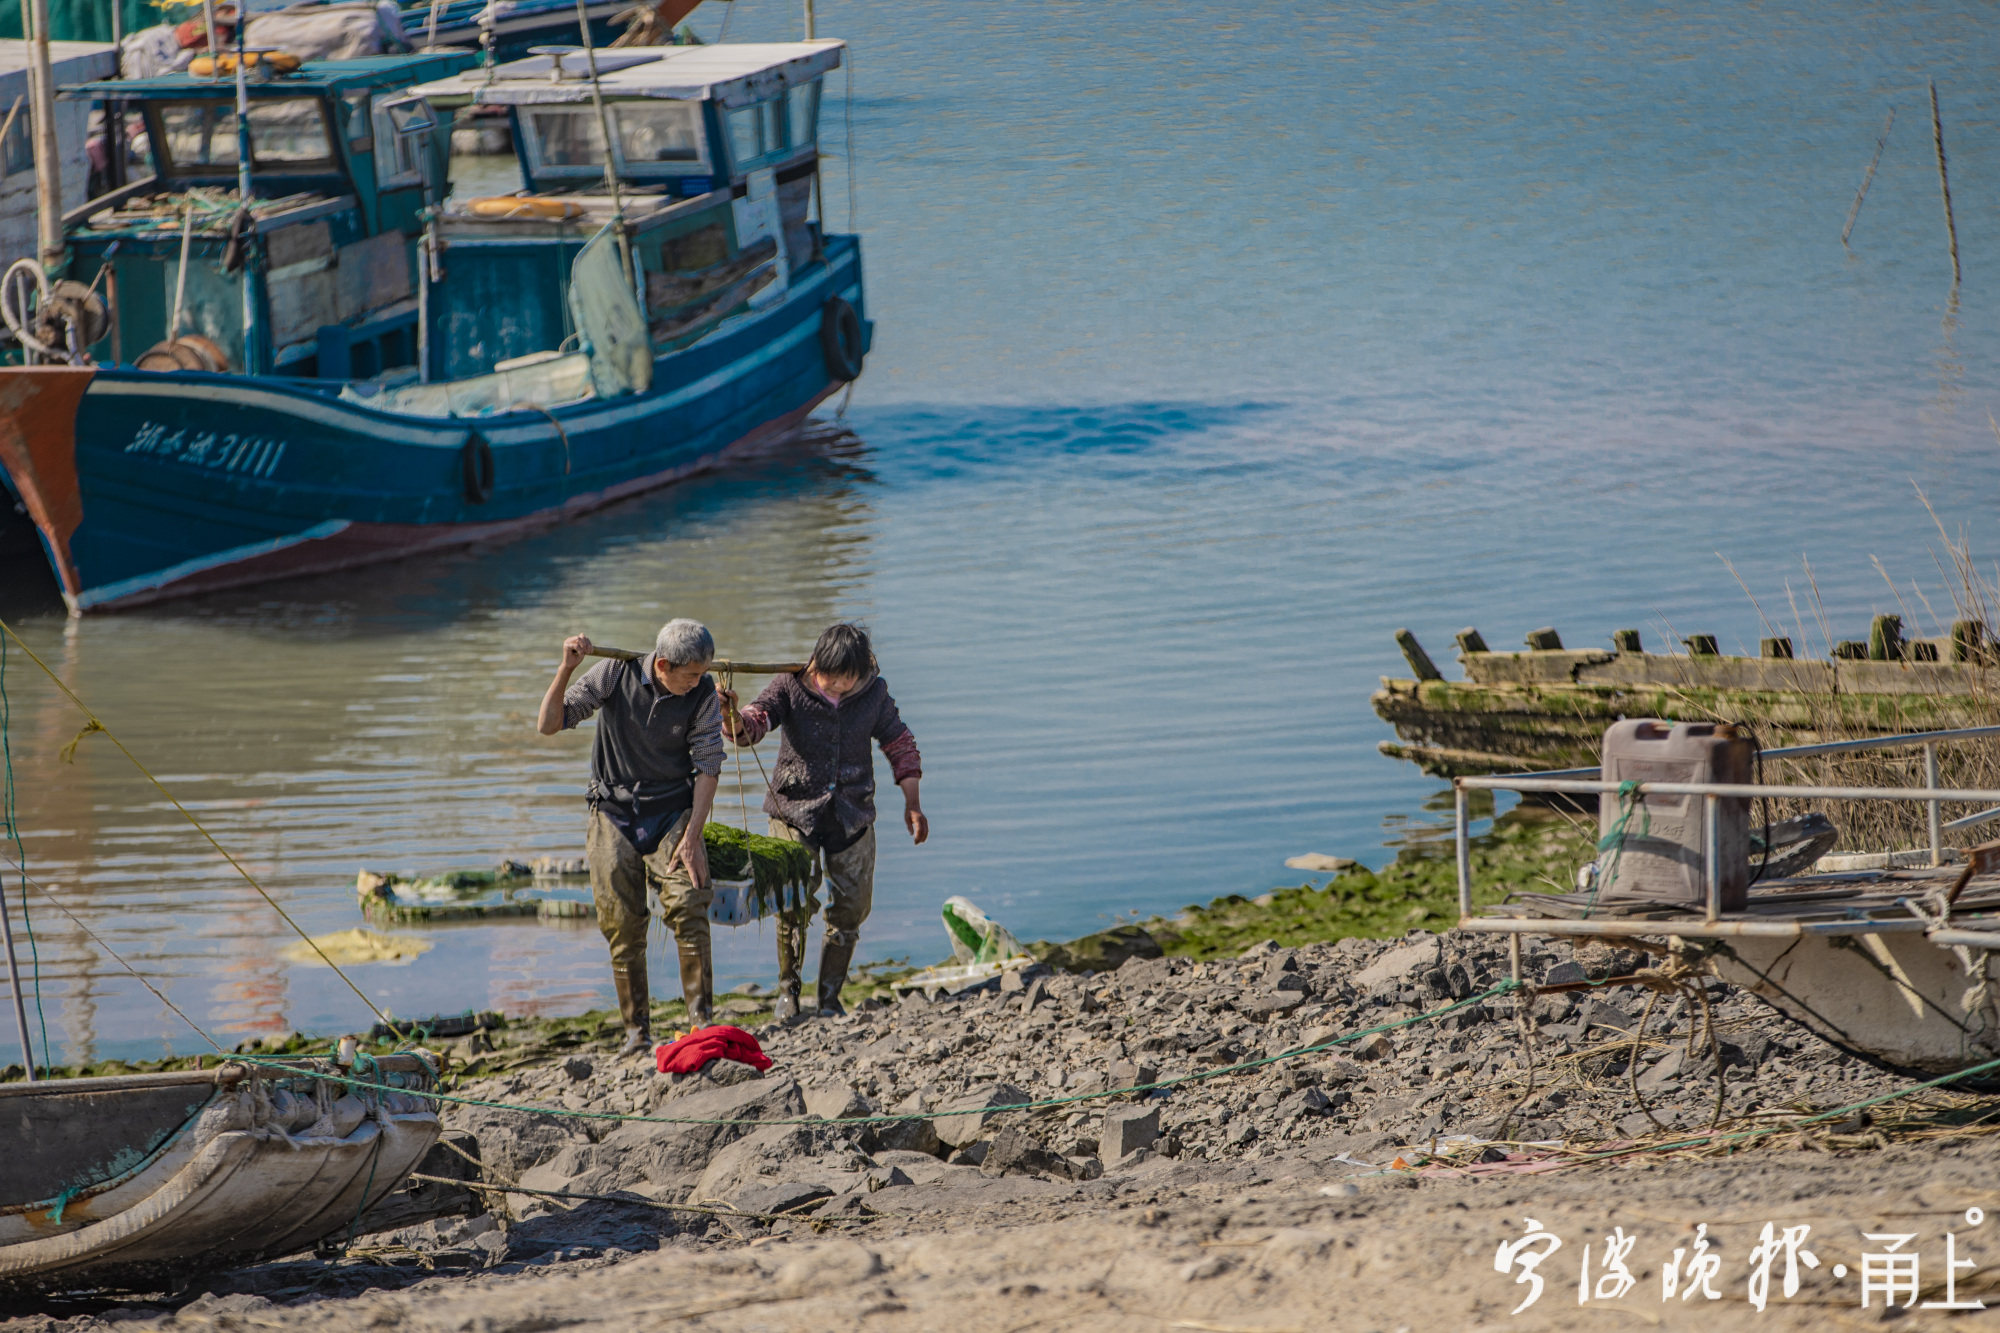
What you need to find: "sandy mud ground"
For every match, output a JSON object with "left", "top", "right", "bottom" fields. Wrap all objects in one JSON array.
[{"left": 7, "top": 925, "right": 1999, "bottom": 1331}]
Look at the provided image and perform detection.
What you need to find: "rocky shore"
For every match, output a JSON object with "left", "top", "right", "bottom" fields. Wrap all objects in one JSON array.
[{"left": 6, "top": 811, "right": 1996, "bottom": 1329}]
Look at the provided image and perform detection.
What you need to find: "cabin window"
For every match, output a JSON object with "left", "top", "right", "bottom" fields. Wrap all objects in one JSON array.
[
  {"left": 726, "top": 87, "right": 816, "bottom": 172},
  {"left": 612, "top": 103, "right": 700, "bottom": 166},
  {"left": 524, "top": 105, "right": 707, "bottom": 180},
  {"left": 786, "top": 81, "right": 819, "bottom": 151},
  {"left": 374, "top": 96, "right": 438, "bottom": 187},
  {"left": 341, "top": 90, "right": 372, "bottom": 151},
  {"left": 725, "top": 103, "right": 765, "bottom": 167},
  {"left": 523, "top": 107, "right": 608, "bottom": 173},
  {"left": 155, "top": 98, "right": 335, "bottom": 172}
]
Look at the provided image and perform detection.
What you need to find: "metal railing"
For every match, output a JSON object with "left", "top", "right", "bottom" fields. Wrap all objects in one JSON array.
[{"left": 1450, "top": 726, "right": 2000, "bottom": 934}]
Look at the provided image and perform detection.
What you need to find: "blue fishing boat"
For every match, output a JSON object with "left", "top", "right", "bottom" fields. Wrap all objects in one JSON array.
[{"left": 0, "top": 37, "right": 866, "bottom": 612}]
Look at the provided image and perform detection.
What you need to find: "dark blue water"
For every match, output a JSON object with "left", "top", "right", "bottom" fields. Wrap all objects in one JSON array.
[{"left": 4, "top": 0, "right": 1999, "bottom": 1062}]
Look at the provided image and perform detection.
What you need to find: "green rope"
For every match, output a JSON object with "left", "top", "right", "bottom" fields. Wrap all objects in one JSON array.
[
  {"left": 46, "top": 1186, "right": 73, "bottom": 1225},
  {"left": 1587, "top": 779, "right": 1649, "bottom": 919},
  {"left": 0, "top": 633, "right": 48, "bottom": 1071},
  {"left": 232, "top": 980, "right": 1526, "bottom": 1128}
]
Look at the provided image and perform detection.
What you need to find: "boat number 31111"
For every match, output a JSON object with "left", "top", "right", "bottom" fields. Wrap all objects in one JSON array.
[{"left": 124, "top": 422, "right": 287, "bottom": 479}]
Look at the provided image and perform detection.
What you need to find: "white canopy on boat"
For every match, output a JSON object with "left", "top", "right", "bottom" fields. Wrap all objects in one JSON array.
[{"left": 410, "top": 41, "right": 843, "bottom": 109}]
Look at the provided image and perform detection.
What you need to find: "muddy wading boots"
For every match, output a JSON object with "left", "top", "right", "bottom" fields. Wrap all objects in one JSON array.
[
  {"left": 818, "top": 928, "right": 858, "bottom": 1017},
  {"left": 613, "top": 962, "right": 651, "bottom": 1056},
  {"left": 678, "top": 935, "right": 714, "bottom": 1028},
  {"left": 774, "top": 915, "right": 807, "bottom": 1022}
]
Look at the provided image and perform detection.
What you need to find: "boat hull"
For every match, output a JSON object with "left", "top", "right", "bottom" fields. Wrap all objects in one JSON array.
[
  {"left": 13, "top": 238, "right": 866, "bottom": 612},
  {"left": 0, "top": 1056, "right": 448, "bottom": 1292}
]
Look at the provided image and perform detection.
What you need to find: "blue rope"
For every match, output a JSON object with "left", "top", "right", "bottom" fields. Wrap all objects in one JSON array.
[{"left": 0, "top": 633, "right": 48, "bottom": 1071}]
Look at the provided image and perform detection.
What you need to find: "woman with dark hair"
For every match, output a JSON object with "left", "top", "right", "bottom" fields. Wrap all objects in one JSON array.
[{"left": 722, "top": 623, "right": 927, "bottom": 1019}]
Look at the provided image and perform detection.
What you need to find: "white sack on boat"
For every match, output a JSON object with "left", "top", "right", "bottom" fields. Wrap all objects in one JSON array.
[
  {"left": 119, "top": 26, "right": 192, "bottom": 79},
  {"left": 341, "top": 349, "right": 596, "bottom": 415},
  {"left": 243, "top": 3, "right": 399, "bottom": 61}
]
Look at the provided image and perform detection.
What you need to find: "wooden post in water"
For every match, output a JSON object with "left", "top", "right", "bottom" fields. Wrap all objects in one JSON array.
[
  {"left": 1842, "top": 108, "right": 1894, "bottom": 249},
  {"left": 1929, "top": 81, "right": 1961, "bottom": 289},
  {"left": 1611, "top": 629, "right": 1642, "bottom": 654},
  {"left": 1523, "top": 627, "right": 1562, "bottom": 651},
  {"left": 1454, "top": 627, "right": 1488, "bottom": 656},
  {"left": 1394, "top": 629, "right": 1441, "bottom": 682}
]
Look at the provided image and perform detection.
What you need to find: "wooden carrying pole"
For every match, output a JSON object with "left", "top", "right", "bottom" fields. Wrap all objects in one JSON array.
[{"left": 586, "top": 645, "right": 804, "bottom": 673}]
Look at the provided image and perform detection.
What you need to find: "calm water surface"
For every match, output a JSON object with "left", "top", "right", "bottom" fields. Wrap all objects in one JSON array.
[{"left": 4, "top": 0, "right": 1999, "bottom": 1061}]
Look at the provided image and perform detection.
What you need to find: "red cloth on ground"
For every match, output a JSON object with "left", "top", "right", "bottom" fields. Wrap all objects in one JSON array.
[{"left": 654, "top": 1024, "right": 773, "bottom": 1075}]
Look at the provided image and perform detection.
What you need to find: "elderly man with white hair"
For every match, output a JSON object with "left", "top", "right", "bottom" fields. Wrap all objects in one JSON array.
[{"left": 538, "top": 619, "right": 723, "bottom": 1054}]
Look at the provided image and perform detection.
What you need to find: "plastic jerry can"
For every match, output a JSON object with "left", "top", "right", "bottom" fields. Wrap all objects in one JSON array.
[{"left": 1597, "top": 719, "right": 1753, "bottom": 911}]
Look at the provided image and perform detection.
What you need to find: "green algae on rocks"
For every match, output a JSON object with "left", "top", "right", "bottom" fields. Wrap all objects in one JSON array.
[{"left": 1034, "top": 804, "right": 1594, "bottom": 967}]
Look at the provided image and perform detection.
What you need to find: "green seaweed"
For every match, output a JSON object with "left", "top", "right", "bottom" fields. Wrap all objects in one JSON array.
[{"left": 702, "top": 822, "right": 817, "bottom": 909}]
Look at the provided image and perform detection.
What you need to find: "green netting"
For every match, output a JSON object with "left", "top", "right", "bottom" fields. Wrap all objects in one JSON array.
[
  {"left": 702, "top": 823, "right": 815, "bottom": 909},
  {"left": 0, "top": 0, "right": 168, "bottom": 44}
]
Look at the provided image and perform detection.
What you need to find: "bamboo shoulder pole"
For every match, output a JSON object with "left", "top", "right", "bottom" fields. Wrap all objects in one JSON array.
[{"left": 586, "top": 645, "right": 806, "bottom": 674}]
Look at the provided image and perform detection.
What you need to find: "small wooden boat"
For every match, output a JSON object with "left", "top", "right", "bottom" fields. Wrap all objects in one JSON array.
[{"left": 0, "top": 1052, "right": 443, "bottom": 1291}]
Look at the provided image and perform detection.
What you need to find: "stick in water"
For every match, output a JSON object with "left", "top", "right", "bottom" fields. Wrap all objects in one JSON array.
[
  {"left": 1841, "top": 107, "right": 1894, "bottom": 249},
  {"left": 1929, "top": 80, "right": 1960, "bottom": 288}
]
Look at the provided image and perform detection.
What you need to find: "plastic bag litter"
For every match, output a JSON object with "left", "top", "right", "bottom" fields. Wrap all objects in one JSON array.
[{"left": 892, "top": 896, "right": 1033, "bottom": 995}]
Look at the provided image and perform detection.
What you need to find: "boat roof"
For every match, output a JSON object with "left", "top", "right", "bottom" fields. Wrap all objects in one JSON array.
[
  {"left": 61, "top": 49, "right": 479, "bottom": 101},
  {"left": 410, "top": 41, "right": 842, "bottom": 109}
]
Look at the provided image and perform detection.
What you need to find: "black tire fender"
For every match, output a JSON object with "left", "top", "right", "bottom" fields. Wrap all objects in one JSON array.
[
  {"left": 461, "top": 430, "right": 495, "bottom": 505},
  {"left": 820, "top": 296, "right": 864, "bottom": 383}
]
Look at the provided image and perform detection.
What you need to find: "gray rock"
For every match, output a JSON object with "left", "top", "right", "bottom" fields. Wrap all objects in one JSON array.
[
  {"left": 732, "top": 1181, "right": 833, "bottom": 1218},
  {"left": 691, "top": 1124, "right": 824, "bottom": 1204},
  {"left": 1107, "top": 1058, "right": 1159, "bottom": 1091},
  {"left": 1237, "top": 990, "right": 1308, "bottom": 1019},
  {"left": 1544, "top": 961, "right": 1587, "bottom": 986},
  {"left": 1351, "top": 940, "right": 1440, "bottom": 989},
  {"left": 863, "top": 1114, "right": 944, "bottom": 1158},
  {"left": 805, "top": 1082, "right": 873, "bottom": 1122},
  {"left": 561, "top": 1055, "right": 594, "bottom": 1082},
  {"left": 597, "top": 1076, "right": 806, "bottom": 1188},
  {"left": 932, "top": 1082, "right": 1029, "bottom": 1148},
  {"left": 1582, "top": 1000, "right": 1637, "bottom": 1034},
  {"left": 979, "top": 1127, "right": 1069, "bottom": 1178},
  {"left": 1100, "top": 1104, "right": 1161, "bottom": 1165}
]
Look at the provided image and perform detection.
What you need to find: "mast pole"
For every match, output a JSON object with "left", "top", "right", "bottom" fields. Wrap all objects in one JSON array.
[
  {"left": 25, "top": 0, "right": 63, "bottom": 271},
  {"left": 803, "top": 0, "right": 814, "bottom": 39},
  {"left": 571, "top": 0, "right": 633, "bottom": 284},
  {"left": 234, "top": 25, "right": 256, "bottom": 371}
]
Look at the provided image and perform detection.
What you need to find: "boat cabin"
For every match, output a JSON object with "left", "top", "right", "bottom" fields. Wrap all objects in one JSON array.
[
  {"left": 58, "top": 50, "right": 476, "bottom": 378},
  {"left": 407, "top": 42, "right": 841, "bottom": 384}
]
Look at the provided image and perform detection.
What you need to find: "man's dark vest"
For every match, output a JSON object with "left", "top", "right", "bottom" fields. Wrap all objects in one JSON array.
[{"left": 586, "top": 662, "right": 714, "bottom": 855}]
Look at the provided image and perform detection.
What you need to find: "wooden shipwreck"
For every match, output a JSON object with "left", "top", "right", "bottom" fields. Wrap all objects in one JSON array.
[{"left": 1374, "top": 616, "right": 2000, "bottom": 777}]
